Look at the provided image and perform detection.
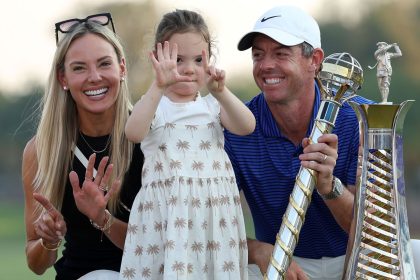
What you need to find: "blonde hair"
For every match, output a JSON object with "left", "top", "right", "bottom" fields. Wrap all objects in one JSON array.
[{"left": 34, "top": 21, "right": 133, "bottom": 214}]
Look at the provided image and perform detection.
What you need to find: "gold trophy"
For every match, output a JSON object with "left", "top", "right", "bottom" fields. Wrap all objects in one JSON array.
[
  {"left": 265, "top": 52, "right": 364, "bottom": 280},
  {"left": 342, "top": 42, "right": 418, "bottom": 279}
]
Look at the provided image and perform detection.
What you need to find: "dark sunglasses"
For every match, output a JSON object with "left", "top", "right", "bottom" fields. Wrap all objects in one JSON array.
[{"left": 54, "top": 13, "right": 116, "bottom": 45}]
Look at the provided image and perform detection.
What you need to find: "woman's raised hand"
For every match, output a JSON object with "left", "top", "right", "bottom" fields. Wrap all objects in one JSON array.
[{"left": 69, "top": 153, "right": 121, "bottom": 224}]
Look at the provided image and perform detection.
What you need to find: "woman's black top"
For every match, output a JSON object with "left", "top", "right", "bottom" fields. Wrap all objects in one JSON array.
[{"left": 54, "top": 134, "right": 143, "bottom": 280}]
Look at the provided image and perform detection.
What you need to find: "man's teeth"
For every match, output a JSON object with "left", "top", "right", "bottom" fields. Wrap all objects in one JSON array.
[
  {"left": 84, "top": 88, "right": 108, "bottom": 96},
  {"left": 265, "top": 78, "right": 281, "bottom": 85}
]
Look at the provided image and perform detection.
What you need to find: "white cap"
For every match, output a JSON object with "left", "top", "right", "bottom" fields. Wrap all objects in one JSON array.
[{"left": 238, "top": 5, "right": 321, "bottom": 51}]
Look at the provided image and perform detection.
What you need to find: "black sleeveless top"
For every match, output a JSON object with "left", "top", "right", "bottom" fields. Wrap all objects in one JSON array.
[{"left": 54, "top": 133, "right": 144, "bottom": 280}]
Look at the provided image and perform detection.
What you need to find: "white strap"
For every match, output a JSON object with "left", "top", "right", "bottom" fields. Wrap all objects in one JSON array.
[{"left": 73, "top": 146, "right": 97, "bottom": 178}]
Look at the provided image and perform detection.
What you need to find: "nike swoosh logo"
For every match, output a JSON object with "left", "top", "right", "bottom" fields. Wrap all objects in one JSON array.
[{"left": 261, "top": 15, "right": 281, "bottom": 22}]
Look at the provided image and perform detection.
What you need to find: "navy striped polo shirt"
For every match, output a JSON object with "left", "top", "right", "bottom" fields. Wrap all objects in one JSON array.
[{"left": 224, "top": 81, "right": 373, "bottom": 258}]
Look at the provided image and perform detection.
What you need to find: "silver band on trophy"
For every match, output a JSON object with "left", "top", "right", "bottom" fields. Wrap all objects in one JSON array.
[{"left": 265, "top": 53, "right": 364, "bottom": 280}]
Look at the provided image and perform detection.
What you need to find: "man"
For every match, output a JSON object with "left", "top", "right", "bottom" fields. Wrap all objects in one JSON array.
[{"left": 224, "top": 5, "right": 371, "bottom": 279}]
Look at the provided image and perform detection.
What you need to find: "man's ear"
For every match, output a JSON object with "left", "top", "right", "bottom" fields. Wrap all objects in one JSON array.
[{"left": 311, "top": 48, "right": 324, "bottom": 74}]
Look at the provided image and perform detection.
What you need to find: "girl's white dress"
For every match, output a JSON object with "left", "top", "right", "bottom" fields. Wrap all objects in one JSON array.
[{"left": 119, "top": 94, "right": 248, "bottom": 280}]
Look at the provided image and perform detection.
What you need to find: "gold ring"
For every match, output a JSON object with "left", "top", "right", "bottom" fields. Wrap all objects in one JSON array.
[{"left": 322, "top": 154, "right": 328, "bottom": 162}]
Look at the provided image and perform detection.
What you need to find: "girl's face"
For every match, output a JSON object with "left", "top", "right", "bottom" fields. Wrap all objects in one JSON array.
[
  {"left": 165, "top": 32, "right": 208, "bottom": 102},
  {"left": 59, "top": 33, "right": 125, "bottom": 117}
]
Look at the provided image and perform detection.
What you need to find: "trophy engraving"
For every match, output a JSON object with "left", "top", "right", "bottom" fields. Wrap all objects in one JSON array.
[
  {"left": 368, "top": 42, "right": 402, "bottom": 104},
  {"left": 264, "top": 53, "right": 364, "bottom": 280},
  {"left": 343, "top": 43, "right": 417, "bottom": 279}
]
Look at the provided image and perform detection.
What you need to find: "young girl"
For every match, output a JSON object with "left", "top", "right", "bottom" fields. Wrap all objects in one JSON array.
[{"left": 119, "top": 9, "right": 255, "bottom": 280}]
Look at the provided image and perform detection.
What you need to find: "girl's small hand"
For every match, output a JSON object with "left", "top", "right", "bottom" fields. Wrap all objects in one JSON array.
[
  {"left": 33, "top": 193, "right": 66, "bottom": 245},
  {"left": 202, "top": 49, "right": 225, "bottom": 95},
  {"left": 149, "top": 41, "right": 192, "bottom": 90},
  {"left": 69, "top": 153, "right": 121, "bottom": 225}
]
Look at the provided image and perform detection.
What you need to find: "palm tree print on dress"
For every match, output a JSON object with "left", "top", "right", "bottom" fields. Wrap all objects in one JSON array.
[
  {"left": 174, "top": 217, "right": 186, "bottom": 234},
  {"left": 185, "top": 124, "right": 198, "bottom": 137},
  {"left": 169, "top": 159, "right": 182, "bottom": 175},
  {"left": 239, "top": 239, "right": 248, "bottom": 250},
  {"left": 164, "top": 239, "right": 175, "bottom": 257},
  {"left": 167, "top": 195, "right": 177, "bottom": 208},
  {"left": 206, "top": 240, "right": 221, "bottom": 259},
  {"left": 207, "top": 122, "right": 216, "bottom": 136},
  {"left": 187, "top": 263, "right": 193, "bottom": 274},
  {"left": 220, "top": 195, "right": 230, "bottom": 206},
  {"left": 154, "top": 221, "right": 163, "bottom": 239},
  {"left": 232, "top": 216, "right": 239, "bottom": 228},
  {"left": 212, "top": 160, "right": 221, "bottom": 176},
  {"left": 147, "top": 244, "right": 160, "bottom": 263},
  {"left": 217, "top": 140, "right": 224, "bottom": 150},
  {"left": 229, "top": 238, "right": 237, "bottom": 249},
  {"left": 127, "top": 223, "right": 138, "bottom": 243},
  {"left": 122, "top": 267, "right": 136, "bottom": 279},
  {"left": 142, "top": 267, "right": 151, "bottom": 278},
  {"left": 135, "top": 245, "right": 143, "bottom": 256},
  {"left": 176, "top": 139, "right": 190, "bottom": 157},
  {"left": 202, "top": 264, "right": 209, "bottom": 274},
  {"left": 154, "top": 161, "right": 164, "bottom": 179},
  {"left": 219, "top": 218, "right": 227, "bottom": 236},
  {"left": 172, "top": 261, "right": 185, "bottom": 280},
  {"left": 199, "top": 140, "right": 211, "bottom": 156},
  {"left": 191, "top": 197, "right": 201, "bottom": 209},
  {"left": 186, "top": 177, "right": 193, "bottom": 187},
  {"left": 158, "top": 143, "right": 167, "bottom": 153},
  {"left": 223, "top": 261, "right": 236, "bottom": 279},
  {"left": 164, "top": 122, "right": 176, "bottom": 136},
  {"left": 158, "top": 264, "right": 164, "bottom": 274},
  {"left": 191, "top": 241, "right": 204, "bottom": 260},
  {"left": 192, "top": 161, "right": 204, "bottom": 177}
]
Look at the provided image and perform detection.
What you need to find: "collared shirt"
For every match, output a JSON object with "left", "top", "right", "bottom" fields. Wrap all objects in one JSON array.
[{"left": 224, "top": 82, "right": 372, "bottom": 258}]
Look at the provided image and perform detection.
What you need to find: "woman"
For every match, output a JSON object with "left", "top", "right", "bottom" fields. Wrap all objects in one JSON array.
[{"left": 22, "top": 13, "right": 143, "bottom": 279}]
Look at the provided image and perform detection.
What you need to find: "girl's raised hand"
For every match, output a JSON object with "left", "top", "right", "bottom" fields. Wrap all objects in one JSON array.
[
  {"left": 69, "top": 153, "right": 120, "bottom": 224},
  {"left": 149, "top": 41, "right": 192, "bottom": 90},
  {"left": 202, "top": 49, "right": 225, "bottom": 95}
]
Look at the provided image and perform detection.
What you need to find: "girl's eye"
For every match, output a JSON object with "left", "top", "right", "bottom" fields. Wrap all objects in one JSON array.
[
  {"left": 177, "top": 57, "right": 182, "bottom": 63},
  {"left": 195, "top": 57, "right": 203, "bottom": 63}
]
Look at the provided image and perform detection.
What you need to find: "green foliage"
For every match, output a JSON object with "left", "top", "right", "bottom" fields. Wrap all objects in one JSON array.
[{"left": 0, "top": 202, "right": 55, "bottom": 279}]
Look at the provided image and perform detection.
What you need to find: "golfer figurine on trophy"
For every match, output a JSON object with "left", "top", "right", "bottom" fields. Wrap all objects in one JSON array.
[
  {"left": 369, "top": 42, "right": 402, "bottom": 104},
  {"left": 343, "top": 43, "right": 417, "bottom": 279}
]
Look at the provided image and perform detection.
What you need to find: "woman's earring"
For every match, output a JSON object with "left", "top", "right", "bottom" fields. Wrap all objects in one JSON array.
[
  {"left": 121, "top": 76, "right": 125, "bottom": 81},
  {"left": 63, "top": 86, "right": 68, "bottom": 91}
]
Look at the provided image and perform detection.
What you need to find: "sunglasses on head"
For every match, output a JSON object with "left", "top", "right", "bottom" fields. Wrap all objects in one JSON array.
[{"left": 54, "top": 12, "right": 116, "bottom": 45}]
